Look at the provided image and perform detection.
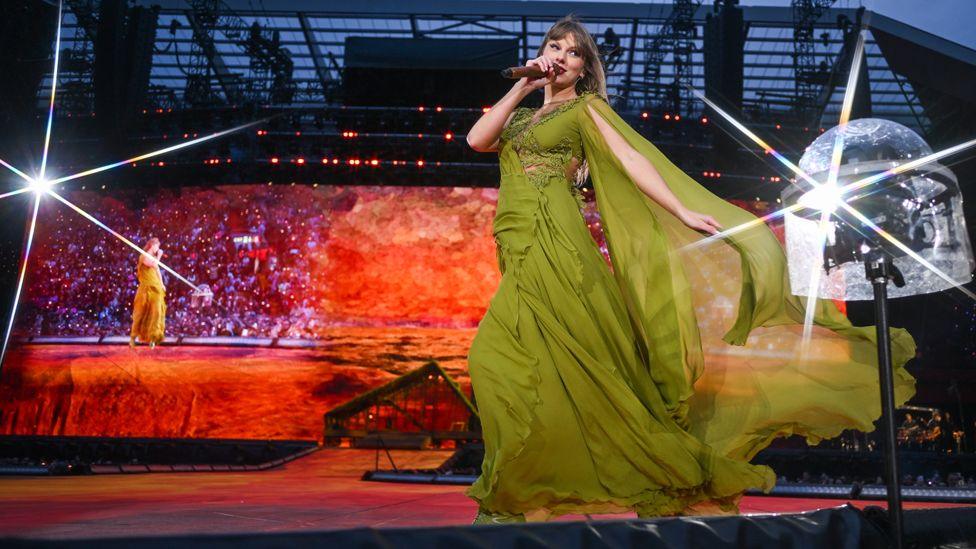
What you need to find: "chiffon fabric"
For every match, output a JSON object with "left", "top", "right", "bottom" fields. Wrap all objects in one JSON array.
[
  {"left": 465, "top": 91, "right": 916, "bottom": 517},
  {"left": 130, "top": 259, "right": 166, "bottom": 344}
]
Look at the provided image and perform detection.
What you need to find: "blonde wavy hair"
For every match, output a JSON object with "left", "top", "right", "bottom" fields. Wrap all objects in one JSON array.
[{"left": 537, "top": 15, "right": 609, "bottom": 186}]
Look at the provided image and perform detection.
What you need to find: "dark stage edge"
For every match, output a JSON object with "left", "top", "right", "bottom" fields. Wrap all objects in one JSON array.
[{"left": 2, "top": 504, "right": 975, "bottom": 548}]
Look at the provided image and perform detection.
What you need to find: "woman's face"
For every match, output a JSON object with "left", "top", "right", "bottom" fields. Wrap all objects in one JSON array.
[{"left": 542, "top": 33, "right": 585, "bottom": 88}]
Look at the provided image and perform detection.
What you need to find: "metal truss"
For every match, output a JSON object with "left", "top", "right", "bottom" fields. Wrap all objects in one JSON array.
[
  {"left": 36, "top": 1, "right": 975, "bottom": 133},
  {"left": 791, "top": 0, "right": 836, "bottom": 122}
]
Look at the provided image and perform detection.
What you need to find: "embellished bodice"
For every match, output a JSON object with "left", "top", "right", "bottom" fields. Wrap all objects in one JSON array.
[{"left": 499, "top": 92, "right": 596, "bottom": 207}]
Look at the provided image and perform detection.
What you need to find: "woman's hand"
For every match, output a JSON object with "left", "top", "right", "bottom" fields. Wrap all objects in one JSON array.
[
  {"left": 517, "top": 56, "right": 559, "bottom": 92},
  {"left": 676, "top": 207, "right": 723, "bottom": 236}
]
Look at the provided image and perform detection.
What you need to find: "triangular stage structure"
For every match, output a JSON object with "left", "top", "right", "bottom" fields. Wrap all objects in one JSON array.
[{"left": 323, "top": 361, "right": 480, "bottom": 448}]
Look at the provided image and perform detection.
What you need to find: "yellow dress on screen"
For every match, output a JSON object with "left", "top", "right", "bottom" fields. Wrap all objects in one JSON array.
[{"left": 130, "top": 258, "right": 166, "bottom": 345}]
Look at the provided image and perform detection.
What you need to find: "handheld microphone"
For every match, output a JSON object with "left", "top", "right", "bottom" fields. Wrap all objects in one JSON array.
[{"left": 501, "top": 65, "right": 566, "bottom": 79}]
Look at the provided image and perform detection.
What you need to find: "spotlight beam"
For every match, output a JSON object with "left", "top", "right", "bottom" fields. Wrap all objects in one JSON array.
[
  {"left": 47, "top": 190, "right": 202, "bottom": 292},
  {"left": 0, "top": 158, "right": 33, "bottom": 184},
  {"left": 838, "top": 201, "right": 976, "bottom": 301},
  {"left": 39, "top": 0, "right": 64, "bottom": 181},
  {"left": 0, "top": 194, "right": 42, "bottom": 367},
  {"left": 834, "top": 30, "right": 866, "bottom": 133},
  {"left": 48, "top": 119, "right": 268, "bottom": 187},
  {"left": 689, "top": 80, "right": 975, "bottom": 302},
  {"left": 691, "top": 88, "right": 821, "bottom": 191},
  {"left": 836, "top": 136, "right": 976, "bottom": 197},
  {"left": 0, "top": 188, "right": 32, "bottom": 201},
  {"left": 800, "top": 30, "right": 866, "bottom": 347},
  {"left": 684, "top": 134, "right": 976, "bottom": 253}
]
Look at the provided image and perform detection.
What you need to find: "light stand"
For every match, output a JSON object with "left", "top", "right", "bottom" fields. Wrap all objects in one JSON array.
[
  {"left": 783, "top": 118, "right": 976, "bottom": 545},
  {"left": 863, "top": 245, "right": 906, "bottom": 548}
]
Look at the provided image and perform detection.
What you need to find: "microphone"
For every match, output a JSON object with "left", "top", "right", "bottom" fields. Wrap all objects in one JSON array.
[{"left": 501, "top": 64, "right": 566, "bottom": 79}]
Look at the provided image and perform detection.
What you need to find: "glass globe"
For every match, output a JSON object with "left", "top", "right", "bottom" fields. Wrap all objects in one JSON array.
[{"left": 782, "top": 118, "right": 974, "bottom": 300}]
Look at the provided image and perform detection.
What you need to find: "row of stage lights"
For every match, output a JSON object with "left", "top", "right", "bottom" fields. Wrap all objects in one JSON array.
[
  {"left": 256, "top": 129, "right": 457, "bottom": 141},
  {"left": 136, "top": 156, "right": 791, "bottom": 186},
  {"left": 128, "top": 105, "right": 829, "bottom": 136},
  {"left": 74, "top": 182, "right": 784, "bottom": 208}
]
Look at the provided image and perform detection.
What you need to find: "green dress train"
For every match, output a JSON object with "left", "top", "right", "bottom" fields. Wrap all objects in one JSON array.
[{"left": 465, "top": 91, "right": 916, "bottom": 517}]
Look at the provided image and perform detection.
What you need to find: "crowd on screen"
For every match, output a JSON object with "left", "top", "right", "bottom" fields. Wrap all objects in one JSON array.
[
  {"left": 19, "top": 186, "right": 328, "bottom": 339},
  {"left": 16, "top": 187, "right": 782, "bottom": 340}
]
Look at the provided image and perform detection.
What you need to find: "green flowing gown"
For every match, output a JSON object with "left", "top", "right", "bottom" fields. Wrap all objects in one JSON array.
[{"left": 465, "top": 91, "right": 916, "bottom": 517}]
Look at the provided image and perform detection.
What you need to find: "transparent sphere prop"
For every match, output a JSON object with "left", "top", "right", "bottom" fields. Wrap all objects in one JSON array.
[{"left": 782, "top": 118, "right": 974, "bottom": 300}]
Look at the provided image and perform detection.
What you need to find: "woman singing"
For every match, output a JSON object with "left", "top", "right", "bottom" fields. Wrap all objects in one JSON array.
[
  {"left": 129, "top": 237, "right": 167, "bottom": 348},
  {"left": 464, "top": 15, "right": 916, "bottom": 523}
]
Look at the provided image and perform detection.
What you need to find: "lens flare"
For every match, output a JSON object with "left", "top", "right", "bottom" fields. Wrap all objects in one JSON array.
[
  {"left": 47, "top": 190, "right": 202, "bottom": 292},
  {"left": 0, "top": 194, "right": 42, "bottom": 367},
  {"left": 0, "top": 188, "right": 32, "bottom": 201},
  {"left": 837, "top": 201, "right": 976, "bottom": 301},
  {"left": 687, "top": 74, "right": 974, "bottom": 305},
  {"left": 28, "top": 178, "right": 54, "bottom": 195},
  {"left": 800, "top": 31, "right": 865, "bottom": 352},
  {"left": 0, "top": 2, "right": 264, "bottom": 369},
  {"left": 49, "top": 120, "right": 266, "bottom": 187},
  {"left": 39, "top": 0, "right": 64, "bottom": 181},
  {"left": 0, "top": 158, "right": 33, "bottom": 184},
  {"left": 686, "top": 25, "right": 975, "bottom": 362}
]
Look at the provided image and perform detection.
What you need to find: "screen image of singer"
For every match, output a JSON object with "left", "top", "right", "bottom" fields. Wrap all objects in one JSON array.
[{"left": 0, "top": 184, "right": 505, "bottom": 441}]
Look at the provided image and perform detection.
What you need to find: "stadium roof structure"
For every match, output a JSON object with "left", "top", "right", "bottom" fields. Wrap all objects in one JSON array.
[{"left": 46, "top": 0, "right": 976, "bottom": 138}]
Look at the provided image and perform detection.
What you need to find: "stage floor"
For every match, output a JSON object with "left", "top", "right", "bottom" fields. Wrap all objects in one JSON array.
[
  {"left": 0, "top": 334, "right": 474, "bottom": 440},
  {"left": 0, "top": 448, "right": 965, "bottom": 541}
]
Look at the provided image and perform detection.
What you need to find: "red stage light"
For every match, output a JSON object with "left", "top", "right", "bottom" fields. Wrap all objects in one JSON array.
[
  {"left": 295, "top": 131, "right": 301, "bottom": 136},
  {"left": 482, "top": 106, "right": 491, "bottom": 113},
  {"left": 322, "top": 158, "right": 329, "bottom": 164},
  {"left": 664, "top": 114, "right": 671, "bottom": 120},
  {"left": 370, "top": 159, "right": 379, "bottom": 166},
  {"left": 775, "top": 124, "right": 782, "bottom": 130},
  {"left": 271, "top": 157, "right": 279, "bottom": 164},
  {"left": 418, "top": 106, "right": 425, "bottom": 112},
  {"left": 674, "top": 115, "right": 681, "bottom": 121},
  {"left": 700, "top": 117, "right": 708, "bottom": 124},
  {"left": 296, "top": 158, "right": 305, "bottom": 165},
  {"left": 444, "top": 132, "right": 453, "bottom": 140},
  {"left": 417, "top": 160, "right": 425, "bottom": 167},
  {"left": 435, "top": 106, "right": 443, "bottom": 112},
  {"left": 641, "top": 112, "right": 649, "bottom": 119}
]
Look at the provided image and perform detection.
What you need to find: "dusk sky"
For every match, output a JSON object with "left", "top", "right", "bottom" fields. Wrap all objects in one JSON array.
[{"left": 527, "top": 0, "right": 976, "bottom": 51}]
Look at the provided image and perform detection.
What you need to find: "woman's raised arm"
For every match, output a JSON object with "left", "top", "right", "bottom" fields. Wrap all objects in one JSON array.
[
  {"left": 466, "top": 56, "right": 559, "bottom": 152},
  {"left": 584, "top": 102, "right": 722, "bottom": 236}
]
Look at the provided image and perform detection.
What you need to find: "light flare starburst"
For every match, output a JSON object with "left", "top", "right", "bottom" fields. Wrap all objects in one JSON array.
[
  {"left": 0, "top": 2, "right": 262, "bottom": 367},
  {"left": 682, "top": 28, "right": 976, "bottom": 353}
]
